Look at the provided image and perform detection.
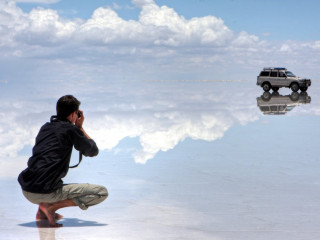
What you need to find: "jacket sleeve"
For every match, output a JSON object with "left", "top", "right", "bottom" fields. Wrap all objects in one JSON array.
[{"left": 70, "top": 126, "right": 99, "bottom": 157}]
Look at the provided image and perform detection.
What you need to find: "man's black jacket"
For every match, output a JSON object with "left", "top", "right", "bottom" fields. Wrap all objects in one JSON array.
[{"left": 18, "top": 117, "right": 99, "bottom": 193}]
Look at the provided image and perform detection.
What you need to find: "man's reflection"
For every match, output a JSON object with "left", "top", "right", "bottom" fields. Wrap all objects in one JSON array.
[
  {"left": 257, "top": 91, "right": 311, "bottom": 115},
  {"left": 36, "top": 220, "right": 57, "bottom": 240},
  {"left": 33, "top": 218, "right": 107, "bottom": 240}
]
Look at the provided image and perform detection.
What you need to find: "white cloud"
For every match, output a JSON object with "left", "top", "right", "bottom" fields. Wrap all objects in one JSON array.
[
  {"left": 0, "top": 0, "right": 251, "bottom": 51},
  {"left": 232, "top": 31, "right": 259, "bottom": 47},
  {"left": 305, "top": 41, "right": 320, "bottom": 50},
  {"left": 112, "top": 2, "right": 121, "bottom": 10},
  {"left": 0, "top": 0, "right": 319, "bottom": 72},
  {"left": 280, "top": 44, "right": 292, "bottom": 52},
  {"left": 73, "top": 1, "right": 234, "bottom": 50},
  {"left": 0, "top": 101, "right": 49, "bottom": 159},
  {"left": 131, "top": 113, "right": 233, "bottom": 163},
  {"left": 2, "top": 0, "right": 319, "bottom": 77},
  {"left": 17, "top": 7, "right": 78, "bottom": 45},
  {"left": 0, "top": 155, "right": 27, "bottom": 178},
  {"left": 132, "top": 0, "right": 155, "bottom": 8}
]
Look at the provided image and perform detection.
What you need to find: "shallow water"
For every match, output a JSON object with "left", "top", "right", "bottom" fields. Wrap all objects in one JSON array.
[{"left": 1, "top": 80, "right": 319, "bottom": 240}]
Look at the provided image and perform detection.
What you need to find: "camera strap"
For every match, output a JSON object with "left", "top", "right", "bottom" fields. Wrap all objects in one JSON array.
[{"left": 69, "top": 152, "right": 83, "bottom": 168}]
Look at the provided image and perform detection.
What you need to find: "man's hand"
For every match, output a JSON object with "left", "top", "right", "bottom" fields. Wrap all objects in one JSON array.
[
  {"left": 75, "top": 110, "right": 91, "bottom": 140},
  {"left": 75, "top": 110, "right": 84, "bottom": 128}
]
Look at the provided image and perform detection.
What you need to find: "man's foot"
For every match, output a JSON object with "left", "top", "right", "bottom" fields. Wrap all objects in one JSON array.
[
  {"left": 36, "top": 219, "right": 63, "bottom": 228},
  {"left": 37, "top": 199, "right": 76, "bottom": 227},
  {"left": 36, "top": 208, "right": 63, "bottom": 221},
  {"left": 38, "top": 203, "right": 60, "bottom": 227}
]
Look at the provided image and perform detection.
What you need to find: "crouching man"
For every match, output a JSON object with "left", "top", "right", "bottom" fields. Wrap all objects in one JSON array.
[{"left": 18, "top": 95, "right": 108, "bottom": 227}]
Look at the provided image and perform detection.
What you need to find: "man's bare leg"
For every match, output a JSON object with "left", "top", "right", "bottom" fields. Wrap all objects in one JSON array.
[{"left": 39, "top": 199, "right": 77, "bottom": 227}]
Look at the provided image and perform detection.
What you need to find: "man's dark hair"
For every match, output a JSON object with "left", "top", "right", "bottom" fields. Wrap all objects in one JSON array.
[{"left": 56, "top": 95, "right": 81, "bottom": 119}]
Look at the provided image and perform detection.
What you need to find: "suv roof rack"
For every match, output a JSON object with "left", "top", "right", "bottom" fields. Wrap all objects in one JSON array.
[{"left": 263, "top": 67, "right": 287, "bottom": 71}]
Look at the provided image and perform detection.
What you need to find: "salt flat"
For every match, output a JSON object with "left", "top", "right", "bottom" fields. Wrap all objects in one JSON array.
[{"left": 1, "top": 81, "right": 319, "bottom": 240}]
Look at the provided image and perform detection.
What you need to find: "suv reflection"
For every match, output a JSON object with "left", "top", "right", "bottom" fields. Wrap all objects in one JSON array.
[{"left": 257, "top": 92, "right": 311, "bottom": 115}]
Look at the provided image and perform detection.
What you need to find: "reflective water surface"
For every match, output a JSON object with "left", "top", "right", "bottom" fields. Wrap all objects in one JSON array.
[{"left": 0, "top": 80, "right": 319, "bottom": 240}]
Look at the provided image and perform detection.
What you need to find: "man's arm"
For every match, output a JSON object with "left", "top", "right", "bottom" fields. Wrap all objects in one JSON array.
[
  {"left": 74, "top": 110, "right": 98, "bottom": 156},
  {"left": 79, "top": 127, "right": 91, "bottom": 140}
]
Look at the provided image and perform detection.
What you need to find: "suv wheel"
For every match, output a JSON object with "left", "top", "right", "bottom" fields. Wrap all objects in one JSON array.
[
  {"left": 290, "top": 92, "right": 299, "bottom": 101},
  {"left": 291, "top": 83, "right": 299, "bottom": 92},
  {"left": 300, "top": 87, "right": 308, "bottom": 92},
  {"left": 261, "top": 92, "right": 271, "bottom": 101},
  {"left": 262, "top": 83, "right": 271, "bottom": 92}
]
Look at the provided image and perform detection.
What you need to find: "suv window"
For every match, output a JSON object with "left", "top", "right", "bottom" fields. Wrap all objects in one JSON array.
[
  {"left": 285, "top": 71, "right": 296, "bottom": 77},
  {"left": 270, "top": 71, "right": 278, "bottom": 77},
  {"left": 279, "top": 72, "right": 286, "bottom": 77},
  {"left": 260, "top": 71, "right": 270, "bottom": 77}
]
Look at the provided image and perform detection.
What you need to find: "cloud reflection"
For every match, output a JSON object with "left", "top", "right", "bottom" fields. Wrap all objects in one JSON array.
[
  {"left": 2, "top": 81, "right": 319, "bottom": 171},
  {"left": 0, "top": 83, "right": 261, "bottom": 168},
  {"left": 86, "top": 83, "right": 260, "bottom": 164},
  {"left": 90, "top": 110, "right": 237, "bottom": 164}
]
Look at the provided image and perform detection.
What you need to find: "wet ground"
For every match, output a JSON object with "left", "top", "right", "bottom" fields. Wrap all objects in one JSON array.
[{"left": 1, "top": 80, "right": 319, "bottom": 240}]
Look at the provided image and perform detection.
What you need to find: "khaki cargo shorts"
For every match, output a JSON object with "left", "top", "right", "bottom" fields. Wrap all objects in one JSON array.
[{"left": 22, "top": 183, "right": 108, "bottom": 210}]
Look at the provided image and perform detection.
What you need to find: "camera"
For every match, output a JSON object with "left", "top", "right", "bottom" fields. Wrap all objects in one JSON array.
[{"left": 77, "top": 111, "right": 81, "bottom": 118}]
